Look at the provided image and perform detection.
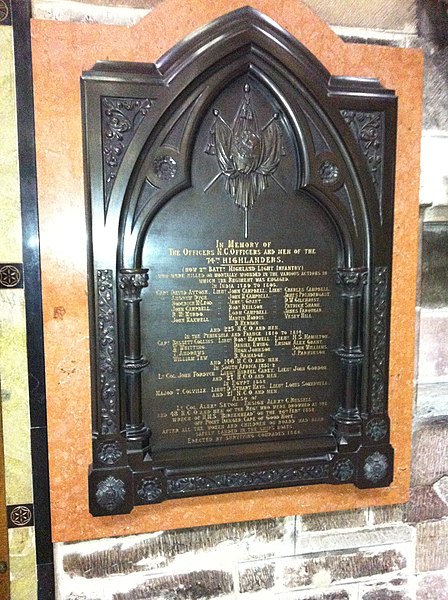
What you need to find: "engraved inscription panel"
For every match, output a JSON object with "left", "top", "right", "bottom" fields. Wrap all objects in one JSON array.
[{"left": 140, "top": 79, "right": 344, "bottom": 456}]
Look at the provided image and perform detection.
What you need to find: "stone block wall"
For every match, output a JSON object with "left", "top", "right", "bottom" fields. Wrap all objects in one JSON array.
[{"left": 28, "top": 1, "right": 448, "bottom": 598}]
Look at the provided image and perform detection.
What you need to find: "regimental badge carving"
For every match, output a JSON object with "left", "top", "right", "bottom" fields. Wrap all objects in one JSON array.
[
  {"left": 9, "top": 505, "right": 33, "bottom": 527},
  {"left": 332, "top": 459, "right": 355, "bottom": 482},
  {"left": 0, "top": 264, "right": 22, "bottom": 288},
  {"left": 319, "top": 160, "right": 339, "bottom": 185},
  {"left": 97, "top": 270, "right": 118, "bottom": 435},
  {"left": 371, "top": 267, "right": 388, "bottom": 413},
  {"left": 154, "top": 155, "right": 177, "bottom": 180},
  {"left": 168, "top": 465, "right": 329, "bottom": 495},
  {"left": 366, "top": 418, "right": 388, "bottom": 442},
  {"left": 137, "top": 477, "right": 163, "bottom": 502},
  {"left": 102, "top": 97, "right": 152, "bottom": 211},
  {"left": 95, "top": 476, "right": 126, "bottom": 512},
  {"left": 97, "top": 441, "right": 122, "bottom": 465},
  {"left": 363, "top": 452, "right": 388, "bottom": 483},
  {"left": 341, "top": 110, "right": 385, "bottom": 223},
  {"left": 205, "top": 83, "right": 285, "bottom": 238}
]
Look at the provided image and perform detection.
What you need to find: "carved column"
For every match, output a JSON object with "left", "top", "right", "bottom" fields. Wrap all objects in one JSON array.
[
  {"left": 334, "top": 267, "right": 368, "bottom": 450},
  {"left": 119, "top": 268, "right": 150, "bottom": 451}
]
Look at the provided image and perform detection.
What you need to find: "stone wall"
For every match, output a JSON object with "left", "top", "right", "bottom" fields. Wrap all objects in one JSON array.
[{"left": 30, "top": 1, "right": 448, "bottom": 598}]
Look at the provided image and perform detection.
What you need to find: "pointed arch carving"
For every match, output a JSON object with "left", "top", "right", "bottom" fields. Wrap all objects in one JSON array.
[{"left": 83, "top": 7, "right": 397, "bottom": 515}]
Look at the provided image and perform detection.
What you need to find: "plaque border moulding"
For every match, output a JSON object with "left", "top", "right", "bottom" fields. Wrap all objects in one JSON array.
[{"left": 82, "top": 7, "right": 397, "bottom": 516}]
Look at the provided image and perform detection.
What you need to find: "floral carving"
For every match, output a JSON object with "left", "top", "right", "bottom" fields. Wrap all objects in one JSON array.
[
  {"left": 154, "top": 155, "right": 178, "bottom": 180},
  {"left": 336, "top": 268, "right": 368, "bottom": 297},
  {"left": 97, "top": 270, "right": 118, "bottom": 434},
  {"left": 363, "top": 452, "right": 388, "bottom": 483},
  {"left": 119, "top": 269, "right": 149, "bottom": 302},
  {"left": 96, "top": 476, "right": 126, "bottom": 512},
  {"left": 102, "top": 97, "right": 152, "bottom": 211},
  {"left": 366, "top": 418, "right": 388, "bottom": 442},
  {"left": 97, "top": 441, "right": 122, "bottom": 465},
  {"left": 332, "top": 459, "right": 355, "bottom": 482},
  {"left": 341, "top": 110, "right": 384, "bottom": 223},
  {"left": 319, "top": 160, "right": 339, "bottom": 185},
  {"left": 371, "top": 267, "right": 388, "bottom": 413},
  {"left": 137, "top": 477, "right": 163, "bottom": 502},
  {"left": 168, "top": 465, "right": 328, "bottom": 495}
]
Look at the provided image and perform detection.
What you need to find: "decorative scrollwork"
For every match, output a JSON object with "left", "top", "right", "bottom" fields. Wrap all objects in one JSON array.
[
  {"left": 366, "top": 418, "right": 388, "bottom": 442},
  {"left": 341, "top": 110, "right": 384, "bottom": 223},
  {"left": 332, "top": 459, "right": 355, "bottom": 482},
  {"left": 363, "top": 452, "right": 388, "bottom": 483},
  {"left": 168, "top": 465, "right": 329, "bottom": 495},
  {"left": 102, "top": 97, "right": 152, "bottom": 211},
  {"left": 137, "top": 477, "right": 163, "bottom": 502},
  {"left": 96, "top": 476, "right": 126, "bottom": 512},
  {"left": 97, "top": 441, "right": 122, "bottom": 465},
  {"left": 371, "top": 267, "right": 388, "bottom": 413},
  {"left": 97, "top": 270, "right": 118, "bottom": 435}
]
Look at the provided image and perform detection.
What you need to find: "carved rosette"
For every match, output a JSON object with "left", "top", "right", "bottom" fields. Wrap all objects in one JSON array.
[
  {"left": 95, "top": 476, "right": 126, "bottom": 512},
  {"left": 366, "top": 418, "right": 388, "bottom": 442},
  {"left": 137, "top": 477, "right": 163, "bottom": 502},
  {"left": 341, "top": 110, "right": 385, "bottom": 223},
  {"left": 97, "top": 270, "right": 119, "bottom": 435},
  {"left": 319, "top": 160, "right": 339, "bottom": 185},
  {"left": 363, "top": 452, "right": 388, "bottom": 483},
  {"left": 332, "top": 459, "right": 355, "bottom": 482},
  {"left": 0, "top": 264, "right": 22, "bottom": 288},
  {"left": 119, "top": 269, "right": 149, "bottom": 302},
  {"left": 154, "top": 155, "right": 177, "bottom": 180},
  {"left": 97, "top": 441, "right": 123, "bottom": 465},
  {"left": 336, "top": 268, "right": 368, "bottom": 298},
  {"left": 102, "top": 97, "right": 152, "bottom": 209},
  {"left": 371, "top": 267, "right": 388, "bottom": 413}
]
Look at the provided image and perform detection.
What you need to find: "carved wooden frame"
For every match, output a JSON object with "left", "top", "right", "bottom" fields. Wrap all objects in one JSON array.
[{"left": 82, "top": 7, "right": 397, "bottom": 516}]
